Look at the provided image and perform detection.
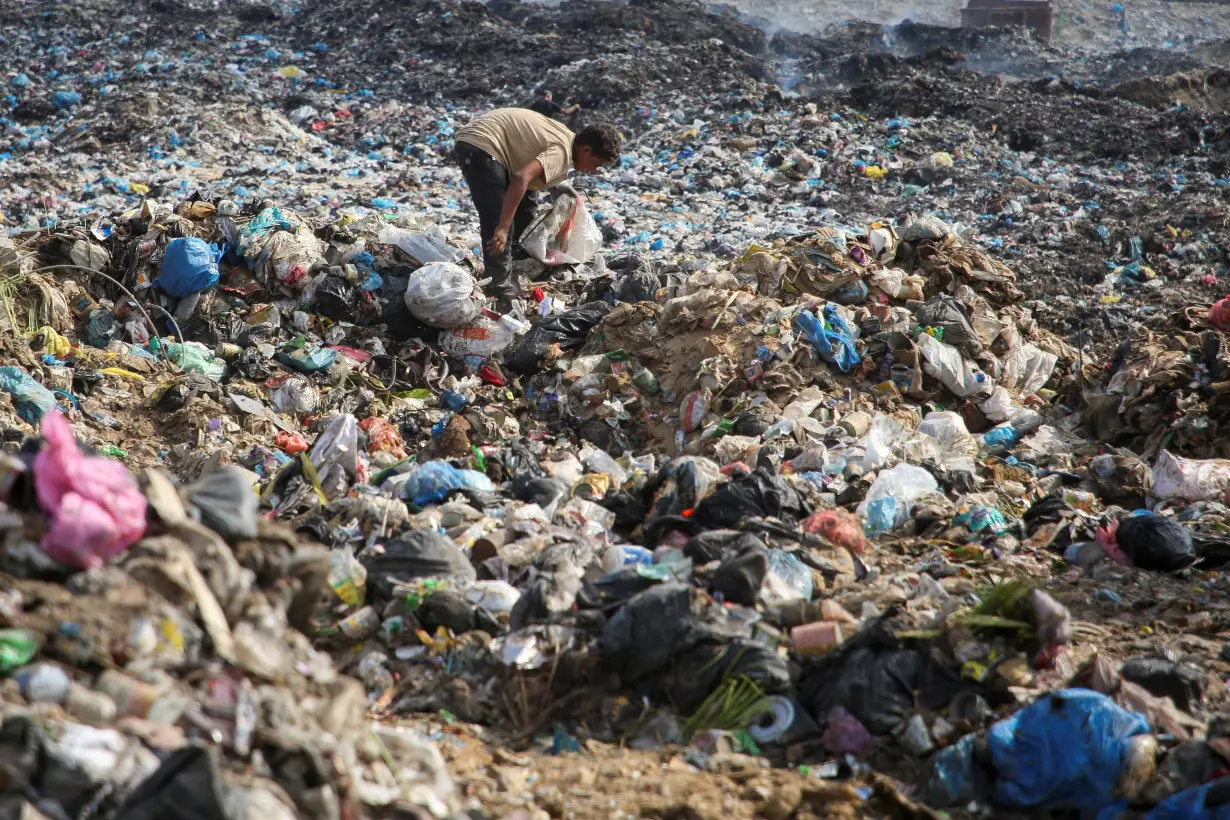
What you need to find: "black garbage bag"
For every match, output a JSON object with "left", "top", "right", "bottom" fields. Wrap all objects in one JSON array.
[
  {"left": 734, "top": 404, "right": 780, "bottom": 437},
  {"left": 417, "top": 590, "right": 501, "bottom": 636},
  {"left": 583, "top": 253, "right": 661, "bottom": 305},
  {"left": 313, "top": 274, "right": 356, "bottom": 321},
  {"left": 667, "top": 638, "right": 791, "bottom": 713},
  {"left": 1120, "top": 655, "right": 1206, "bottom": 711},
  {"left": 576, "top": 565, "right": 660, "bottom": 611},
  {"left": 692, "top": 466, "right": 808, "bottom": 529},
  {"left": 685, "top": 530, "right": 759, "bottom": 564},
  {"left": 799, "top": 614, "right": 973, "bottom": 735},
  {"left": 915, "top": 295, "right": 983, "bottom": 357},
  {"left": 1113, "top": 513, "right": 1196, "bottom": 572},
  {"left": 597, "top": 583, "right": 790, "bottom": 711},
  {"left": 598, "top": 583, "right": 709, "bottom": 683},
  {"left": 709, "top": 542, "right": 768, "bottom": 605},
  {"left": 233, "top": 346, "right": 272, "bottom": 381},
  {"left": 235, "top": 306, "right": 281, "bottom": 348},
  {"left": 1022, "top": 492, "right": 1087, "bottom": 550},
  {"left": 597, "top": 489, "right": 650, "bottom": 536},
  {"left": 641, "top": 457, "right": 724, "bottom": 546},
  {"left": 361, "top": 530, "right": 475, "bottom": 599},
  {"left": 186, "top": 466, "right": 260, "bottom": 542},
  {"left": 117, "top": 744, "right": 228, "bottom": 820},
  {"left": 504, "top": 301, "right": 611, "bottom": 374},
  {"left": 513, "top": 475, "right": 569, "bottom": 508}
]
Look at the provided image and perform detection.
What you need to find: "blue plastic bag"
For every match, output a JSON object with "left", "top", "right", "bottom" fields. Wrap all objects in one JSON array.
[
  {"left": 0, "top": 366, "right": 57, "bottom": 426},
  {"left": 926, "top": 733, "right": 986, "bottom": 808},
  {"left": 988, "top": 688, "right": 1149, "bottom": 815},
  {"left": 401, "top": 461, "right": 493, "bottom": 507},
  {"left": 156, "top": 237, "right": 220, "bottom": 297},
  {"left": 278, "top": 347, "right": 338, "bottom": 372},
  {"left": 982, "top": 425, "right": 1020, "bottom": 448},
  {"left": 864, "top": 496, "right": 898, "bottom": 533},
  {"left": 1147, "top": 779, "right": 1230, "bottom": 820},
  {"left": 796, "top": 305, "right": 860, "bottom": 373},
  {"left": 53, "top": 90, "right": 81, "bottom": 109}
]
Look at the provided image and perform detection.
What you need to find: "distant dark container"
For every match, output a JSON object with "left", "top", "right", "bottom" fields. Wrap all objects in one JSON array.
[{"left": 961, "top": 0, "right": 1055, "bottom": 43}]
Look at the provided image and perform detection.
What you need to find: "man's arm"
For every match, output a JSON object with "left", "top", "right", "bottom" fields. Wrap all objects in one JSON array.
[
  {"left": 563, "top": 103, "right": 581, "bottom": 114},
  {"left": 487, "top": 158, "right": 543, "bottom": 255}
]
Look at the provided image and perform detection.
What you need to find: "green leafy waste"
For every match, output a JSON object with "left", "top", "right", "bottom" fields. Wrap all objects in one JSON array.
[{"left": 680, "top": 675, "right": 771, "bottom": 742}]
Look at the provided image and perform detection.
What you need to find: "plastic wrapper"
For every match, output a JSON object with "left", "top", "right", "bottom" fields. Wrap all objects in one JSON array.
[
  {"left": 359, "top": 417, "right": 408, "bottom": 460},
  {"left": 917, "top": 411, "right": 977, "bottom": 457},
  {"left": 270, "top": 377, "right": 319, "bottom": 415},
  {"left": 164, "top": 342, "right": 228, "bottom": 380},
  {"left": 404, "top": 262, "right": 484, "bottom": 329},
  {"left": 378, "top": 225, "right": 466, "bottom": 265},
  {"left": 999, "top": 343, "right": 1057, "bottom": 396},
  {"left": 679, "top": 388, "right": 711, "bottom": 433},
  {"left": 761, "top": 549, "right": 813, "bottom": 604}
]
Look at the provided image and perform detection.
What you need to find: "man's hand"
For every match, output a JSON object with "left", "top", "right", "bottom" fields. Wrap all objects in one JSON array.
[{"left": 487, "top": 226, "right": 509, "bottom": 256}]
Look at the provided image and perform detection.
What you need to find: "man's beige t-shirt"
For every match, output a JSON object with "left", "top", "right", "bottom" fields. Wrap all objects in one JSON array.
[{"left": 455, "top": 108, "right": 574, "bottom": 191}]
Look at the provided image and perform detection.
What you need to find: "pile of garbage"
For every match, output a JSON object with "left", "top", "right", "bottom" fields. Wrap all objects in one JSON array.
[
  {"left": 3, "top": 167, "right": 1230, "bottom": 819},
  {"left": 10, "top": 0, "right": 1230, "bottom": 818}
]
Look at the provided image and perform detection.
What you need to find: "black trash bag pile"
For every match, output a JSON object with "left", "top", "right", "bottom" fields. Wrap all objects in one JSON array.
[
  {"left": 597, "top": 583, "right": 792, "bottom": 713},
  {"left": 799, "top": 614, "right": 978, "bottom": 736},
  {"left": 504, "top": 301, "right": 612, "bottom": 374}
]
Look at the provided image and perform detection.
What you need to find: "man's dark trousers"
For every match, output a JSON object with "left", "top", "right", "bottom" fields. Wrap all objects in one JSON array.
[{"left": 454, "top": 141, "right": 538, "bottom": 306}]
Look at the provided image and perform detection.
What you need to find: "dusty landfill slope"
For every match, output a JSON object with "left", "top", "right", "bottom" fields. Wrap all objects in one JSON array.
[{"left": 6, "top": 0, "right": 1230, "bottom": 818}]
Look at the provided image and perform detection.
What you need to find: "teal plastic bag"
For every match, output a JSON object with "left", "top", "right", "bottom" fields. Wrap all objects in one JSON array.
[{"left": 0, "top": 366, "right": 56, "bottom": 426}]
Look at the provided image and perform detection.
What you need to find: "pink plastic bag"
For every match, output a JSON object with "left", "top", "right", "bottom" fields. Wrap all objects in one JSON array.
[
  {"left": 802, "top": 508, "right": 871, "bottom": 554},
  {"left": 34, "top": 412, "right": 147, "bottom": 570}
]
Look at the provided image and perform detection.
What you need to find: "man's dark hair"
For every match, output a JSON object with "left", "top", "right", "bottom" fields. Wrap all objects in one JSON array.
[{"left": 573, "top": 123, "right": 621, "bottom": 161}]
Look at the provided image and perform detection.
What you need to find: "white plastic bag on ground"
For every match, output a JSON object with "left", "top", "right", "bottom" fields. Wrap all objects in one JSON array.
[
  {"left": 378, "top": 225, "right": 466, "bottom": 265},
  {"left": 438, "top": 314, "right": 522, "bottom": 360},
  {"left": 863, "top": 415, "right": 906, "bottom": 469},
  {"left": 1153, "top": 450, "right": 1230, "bottom": 502},
  {"left": 917, "top": 332, "right": 991, "bottom": 398},
  {"left": 918, "top": 411, "right": 977, "bottom": 457},
  {"left": 520, "top": 184, "right": 602, "bottom": 266},
  {"left": 404, "top": 262, "right": 484, "bottom": 329},
  {"left": 1000, "top": 343, "right": 1058, "bottom": 395},
  {"left": 857, "top": 463, "right": 939, "bottom": 527},
  {"left": 979, "top": 386, "right": 1014, "bottom": 422}
]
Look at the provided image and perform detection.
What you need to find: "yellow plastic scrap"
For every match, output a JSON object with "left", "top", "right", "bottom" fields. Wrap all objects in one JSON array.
[
  {"left": 27, "top": 326, "right": 72, "bottom": 358},
  {"left": 931, "top": 151, "right": 954, "bottom": 167},
  {"left": 276, "top": 65, "right": 305, "bottom": 79},
  {"left": 97, "top": 367, "right": 145, "bottom": 381},
  {"left": 129, "top": 182, "right": 150, "bottom": 195},
  {"left": 416, "top": 626, "right": 454, "bottom": 656},
  {"left": 864, "top": 165, "right": 887, "bottom": 179}
]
